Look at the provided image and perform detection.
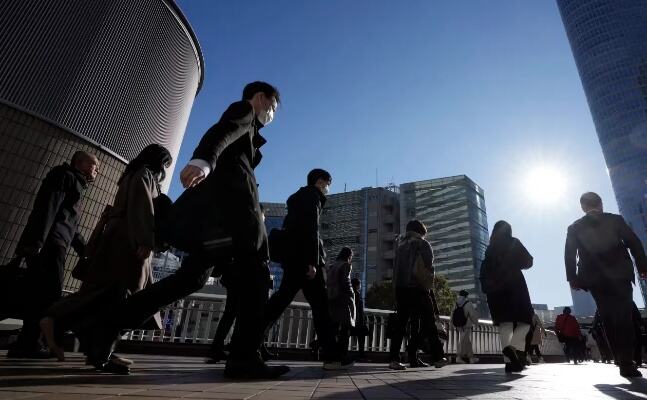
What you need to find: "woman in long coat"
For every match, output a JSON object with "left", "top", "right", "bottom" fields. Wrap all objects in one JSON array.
[
  {"left": 327, "top": 247, "right": 355, "bottom": 365},
  {"left": 479, "top": 220, "right": 533, "bottom": 373},
  {"left": 40, "top": 144, "right": 172, "bottom": 372}
]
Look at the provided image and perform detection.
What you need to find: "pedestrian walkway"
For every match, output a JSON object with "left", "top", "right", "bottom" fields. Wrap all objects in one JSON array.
[{"left": 1, "top": 351, "right": 646, "bottom": 399}]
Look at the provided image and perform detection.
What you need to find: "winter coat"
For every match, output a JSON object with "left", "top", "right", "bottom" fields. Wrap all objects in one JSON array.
[
  {"left": 393, "top": 231, "right": 434, "bottom": 289},
  {"left": 327, "top": 260, "right": 355, "bottom": 327},
  {"left": 17, "top": 163, "right": 87, "bottom": 256},
  {"left": 82, "top": 167, "right": 157, "bottom": 293},
  {"left": 480, "top": 237, "right": 533, "bottom": 325},
  {"left": 169, "top": 100, "right": 268, "bottom": 262},
  {"left": 565, "top": 212, "right": 647, "bottom": 289},
  {"left": 455, "top": 296, "right": 479, "bottom": 328},
  {"left": 530, "top": 313, "right": 546, "bottom": 346},
  {"left": 282, "top": 185, "right": 327, "bottom": 270},
  {"left": 555, "top": 313, "right": 581, "bottom": 339}
]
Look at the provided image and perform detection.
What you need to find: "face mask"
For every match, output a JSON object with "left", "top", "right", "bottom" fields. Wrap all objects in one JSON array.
[
  {"left": 321, "top": 184, "right": 330, "bottom": 195},
  {"left": 257, "top": 107, "right": 274, "bottom": 126}
]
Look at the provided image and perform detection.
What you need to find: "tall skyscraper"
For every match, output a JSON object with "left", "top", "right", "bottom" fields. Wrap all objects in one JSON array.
[
  {"left": 399, "top": 175, "right": 489, "bottom": 315},
  {"left": 0, "top": 0, "right": 202, "bottom": 291},
  {"left": 570, "top": 289, "right": 597, "bottom": 317},
  {"left": 320, "top": 187, "right": 400, "bottom": 296},
  {"left": 557, "top": 0, "right": 647, "bottom": 304}
]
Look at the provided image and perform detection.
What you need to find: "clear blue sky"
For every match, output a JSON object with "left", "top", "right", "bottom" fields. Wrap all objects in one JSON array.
[{"left": 172, "top": 0, "right": 644, "bottom": 309}]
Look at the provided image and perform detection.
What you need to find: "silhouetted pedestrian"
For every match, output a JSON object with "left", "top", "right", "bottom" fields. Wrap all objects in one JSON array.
[
  {"left": 350, "top": 278, "right": 368, "bottom": 360},
  {"left": 565, "top": 192, "right": 647, "bottom": 377},
  {"left": 453, "top": 289, "right": 479, "bottom": 364},
  {"left": 389, "top": 220, "right": 447, "bottom": 370},
  {"left": 327, "top": 247, "right": 355, "bottom": 368},
  {"left": 5, "top": 151, "right": 99, "bottom": 359},
  {"left": 262, "top": 169, "right": 344, "bottom": 370},
  {"left": 555, "top": 307, "right": 582, "bottom": 364},
  {"left": 479, "top": 220, "right": 534, "bottom": 373}
]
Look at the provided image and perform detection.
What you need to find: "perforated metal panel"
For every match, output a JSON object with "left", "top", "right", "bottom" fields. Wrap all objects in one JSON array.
[{"left": 0, "top": 0, "right": 203, "bottom": 164}]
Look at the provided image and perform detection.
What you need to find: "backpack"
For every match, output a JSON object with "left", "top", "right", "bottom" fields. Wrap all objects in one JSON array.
[{"left": 452, "top": 303, "right": 468, "bottom": 327}]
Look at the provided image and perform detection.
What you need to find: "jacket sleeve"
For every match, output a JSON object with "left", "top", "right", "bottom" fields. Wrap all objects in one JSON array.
[
  {"left": 296, "top": 191, "right": 321, "bottom": 267},
  {"left": 515, "top": 239, "right": 534, "bottom": 270},
  {"left": 555, "top": 315, "right": 563, "bottom": 333},
  {"left": 190, "top": 101, "right": 255, "bottom": 171},
  {"left": 564, "top": 225, "right": 578, "bottom": 282},
  {"left": 419, "top": 239, "right": 435, "bottom": 273},
  {"left": 127, "top": 168, "right": 156, "bottom": 249},
  {"left": 71, "top": 232, "right": 86, "bottom": 255},
  {"left": 340, "top": 262, "right": 354, "bottom": 298},
  {"left": 467, "top": 302, "right": 479, "bottom": 324},
  {"left": 617, "top": 215, "right": 647, "bottom": 274},
  {"left": 16, "top": 170, "right": 68, "bottom": 254}
]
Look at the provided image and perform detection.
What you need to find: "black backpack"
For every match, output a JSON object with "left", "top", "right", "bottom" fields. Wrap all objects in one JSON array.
[{"left": 452, "top": 303, "right": 468, "bottom": 327}]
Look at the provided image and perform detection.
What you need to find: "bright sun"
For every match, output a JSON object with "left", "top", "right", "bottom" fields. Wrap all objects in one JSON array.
[{"left": 523, "top": 165, "right": 567, "bottom": 205}]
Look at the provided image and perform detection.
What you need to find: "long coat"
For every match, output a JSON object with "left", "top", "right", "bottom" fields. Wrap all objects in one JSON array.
[
  {"left": 168, "top": 101, "right": 268, "bottom": 264},
  {"left": 327, "top": 260, "right": 355, "bottom": 327},
  {"left": 282, "top": 185, "right": 327, "bottom": 271},
  {"left": 480, "top": 237, "right": 533, "bottom": 325},
  {"left": 83, "top": 167, "right": 157, "bottom": 293},
  {"left": 565, "top": 212, "right": 647, "bottom": 289}
]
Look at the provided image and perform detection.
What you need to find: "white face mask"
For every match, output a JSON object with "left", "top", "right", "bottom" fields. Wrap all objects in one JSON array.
[
  {"left": 321, "top": 184, "right": 330, "bottom": 195},
  {"left": 257, "top": 107, "right": 274, "bottom": 126}
]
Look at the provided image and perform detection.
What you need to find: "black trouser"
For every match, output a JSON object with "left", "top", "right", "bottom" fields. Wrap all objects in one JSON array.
[
  {"left": 332, "top": 322, "right": 351, "bottom": 361},
  {"left": 210, "top": 284, "right": 239, "bottom": 353},
  {"left": 263, "top": 263, "right": 336, "bottom": 361},
  {"left": 15, "top": 240, "right": 67, "bottom": 349},
  {"left": 352, "top": 328, "right": 366, "bottom": 356},
  {"left": 529, "top": 344, "right": 542, "bottom": 357},
  {"left": 563, "top": 337, "right": 581, "bottom": 361},
  {"left": 90, "top": 252, "right": 270, "bottom": 363},
  {"left": 389, "top": 287, "right": 445, "bottom": 362},
  {"left": 590, "top": 280, "right": 635, "bottom": 367}
]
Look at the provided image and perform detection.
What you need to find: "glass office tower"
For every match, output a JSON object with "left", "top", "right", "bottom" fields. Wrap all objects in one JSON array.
[
  {"left": 558, "top": 0, "right": 647, "bottom": 303},
  {"left": 400, "top": 175, "right": 489, "bottom": 315}
]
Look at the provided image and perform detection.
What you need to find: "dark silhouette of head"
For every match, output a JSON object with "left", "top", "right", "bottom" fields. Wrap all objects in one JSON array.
[
  {"left": 563, "top": 307, "right": 572, "bottom": 315},
  {"left": 405, "top": 219, "right": 427, "bottom": 236},
  {"left": 120, "top": 144, "right": 172, "bottom": 185},
  {"left": 490, "top": 220, "right": 512, "bottom": 247},
  {"left": 337, "top": 247, "right": 353, "bottom": 262},
  {"left": 580, "top": 192, "right": 603, "bottom": 213},
  {"left": 71, "top": 151, "right": 99, "bottom": 182},
  {"left": 351, "top": 278, "right": 361, "bottom": 291}
]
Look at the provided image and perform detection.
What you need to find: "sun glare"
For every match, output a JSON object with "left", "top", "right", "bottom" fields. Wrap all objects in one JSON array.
[{"left": 523, "top": 166, "right": 567, "bottom": 206}]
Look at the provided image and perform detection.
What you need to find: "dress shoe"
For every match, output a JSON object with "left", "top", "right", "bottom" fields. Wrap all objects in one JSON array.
[
  {"left": 410, "top": 358, "right": 430, "bottom": 368},
  {"left": 260, "top": 344, "right": 277, "bottom": 361},
  {"left": 502, "top": 346, "right": 523, "bottom": 372}
]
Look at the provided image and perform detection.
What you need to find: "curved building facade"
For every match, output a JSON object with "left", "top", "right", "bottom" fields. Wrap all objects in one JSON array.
[
  {"left": 0, "top": 0, "right": 203, "bottom": 291},
  {"left": 557, "top": 0, "right": 647, "bottom": 304}
]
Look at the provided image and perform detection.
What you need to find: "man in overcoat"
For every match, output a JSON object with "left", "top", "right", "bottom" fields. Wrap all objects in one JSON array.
[
  {"left": 262, "top": 169, "right": 341, "bottom": 369},
  {"left": 565, "top": 191, "right": 647, "bottom": 377},
  {"left": 7, "top": 151, "right": 99, "bottom": 358},
  {"left": 86, "top": 82, "right": 289, "bottom": 379}
]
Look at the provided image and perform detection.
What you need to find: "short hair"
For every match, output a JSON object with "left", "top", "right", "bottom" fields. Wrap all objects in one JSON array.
[
  {"left": 405, "top": 219, "right": 427, "bottom": 236},
  {"left": 580, "top": 192, "right": 602, "bottom": 209},
  {"left": 337, "top": 247, "right": 353, "bottom": 261},
  {"left": 70, "top": 151, "right": 95, "bottom": 167},
  {"left": 351, "top": 278, "right": 361, "bottom": 287},
  {"left": 242, "top": 81, "right": 280, "bottom": 104},
  {"left": 307, "top": 168, "right": 332, "bottom": 186},
  {"left": 563, "top": 307, "right": 572, "bottom": 314},
  {"left": 459, "top": 290, "right": 469, "bottom": 297}
]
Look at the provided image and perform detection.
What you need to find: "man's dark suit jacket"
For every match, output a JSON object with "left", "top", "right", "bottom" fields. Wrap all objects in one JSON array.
[{"left": 565, "top": 212, "right": 647, "bottom": 288}]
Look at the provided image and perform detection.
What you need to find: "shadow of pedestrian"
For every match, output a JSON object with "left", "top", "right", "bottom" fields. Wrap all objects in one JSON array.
[{"left": 595, "top": 383, "right": 647, "bottom": 400}]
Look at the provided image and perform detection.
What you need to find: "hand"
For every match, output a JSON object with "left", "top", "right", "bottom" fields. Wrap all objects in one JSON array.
[
  {"left": 180, "top": 165, "right": 206, "bottom": 189},
  {"left": 639, "top": 271, "right": 647, "bottom": 279},
  {"left": 306, "top": 265, "right": 316, "bottom": 280},
  {"left": 569, "top": 281, "right": 581, "bottom": 291},
  {"left": 136, "top": 246, "right": 153, "bottom": 260}
]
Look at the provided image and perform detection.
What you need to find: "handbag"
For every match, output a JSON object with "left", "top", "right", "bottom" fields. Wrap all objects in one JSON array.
[{"left": 413, "top": 244, "right": 434, "bottom": 290}]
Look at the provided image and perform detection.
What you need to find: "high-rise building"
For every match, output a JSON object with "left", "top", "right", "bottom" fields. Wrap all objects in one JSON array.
[
  {"left": 571, "top": 288, "right": 597, "bottom": 317},
  {"left": 262, "top": 202, "right": 288, "bottom": 290},
  {"left": 399, "top": 175, "right": 489, "bottom": 315},
  {"left": 320, "top": 187, "right": 400, "bottom": 296},
  {"left": 0, "top": 0, "right": 203, "bottom": 292},
  {"left": 557, "top": 0, "right": 647, "bottom": 304}
]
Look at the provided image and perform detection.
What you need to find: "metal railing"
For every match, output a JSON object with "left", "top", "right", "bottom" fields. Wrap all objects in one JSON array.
[{"left": 121, "top": 292, "right": 563, "bottom": 356}]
